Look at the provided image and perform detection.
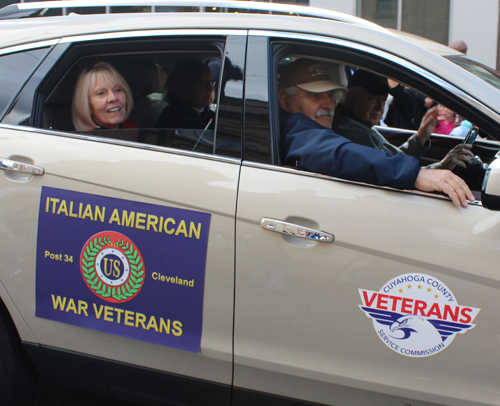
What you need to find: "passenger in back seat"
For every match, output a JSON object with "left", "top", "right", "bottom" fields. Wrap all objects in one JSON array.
[
  {"left": 72, "top": 62, "right": 137, "bottom": 131},
  {"left": 155, "top": 61, "right": 215, "bottom": 130}
]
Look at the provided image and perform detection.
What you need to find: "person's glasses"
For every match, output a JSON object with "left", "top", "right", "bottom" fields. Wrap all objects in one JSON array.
[{"left": 195, "top": 80, "right": 216, "bottom": 88}]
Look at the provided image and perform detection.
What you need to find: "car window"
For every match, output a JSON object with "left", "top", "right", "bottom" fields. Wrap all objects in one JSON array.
[
  {"left": 270, "top": 41, "right": 500, "bottom": 195},
  {"left": 2, "top": 36, "right": 244, "bottom": 159},
  {"left": 446, "top": 55, "right": 500, "bottom": 91},
  {"left": 0, "top": 48, "right": 49, "bottom": 120},
  {"left": 45, "top": 51, "right": 222, "bottom": 155}
]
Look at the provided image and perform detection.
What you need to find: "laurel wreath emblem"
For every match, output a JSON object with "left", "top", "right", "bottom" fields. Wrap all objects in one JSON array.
[{"left": 80, "top": 233, "right": 145, "bottom": 303}]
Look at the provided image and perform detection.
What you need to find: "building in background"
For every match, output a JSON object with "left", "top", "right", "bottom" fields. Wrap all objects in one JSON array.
[
  {"left": 253, "top": 0, "right": 500, "bottom": 69},
  {"left": 1, "top": 0, "right": 498, "bottom": 69},
  {"left": 311, "top": 0, "right": 499, "bottom": 70}
]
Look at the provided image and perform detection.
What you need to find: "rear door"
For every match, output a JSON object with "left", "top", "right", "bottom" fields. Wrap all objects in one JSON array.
[{"left": 0, "top": 31, "right": 246, "bottom": 403}]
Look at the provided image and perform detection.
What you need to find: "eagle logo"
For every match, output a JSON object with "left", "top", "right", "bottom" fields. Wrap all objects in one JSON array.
[{"left": 359, "top": 273, "right": 480, "bottom": 358}]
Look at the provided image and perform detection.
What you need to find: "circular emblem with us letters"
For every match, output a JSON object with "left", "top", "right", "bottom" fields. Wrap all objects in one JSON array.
[{"left": 80, "top": 231, "right": 145, "bottom": 303}]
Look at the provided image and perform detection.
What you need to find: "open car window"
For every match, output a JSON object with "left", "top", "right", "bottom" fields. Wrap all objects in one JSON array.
[
  {"left": 0, "top": 35, "right": 243, "bottom": 159},
  {"left": 272, "top": 42, "right": 500, "bottom": 196},
  {"left": 44, "top": 50, "right": 221, "bottom": 155}
]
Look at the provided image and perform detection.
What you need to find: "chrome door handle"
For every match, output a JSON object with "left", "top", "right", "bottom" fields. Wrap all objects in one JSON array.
[
  {"left": 260, "top": 218, "right": 334, "bottom": 243},
  {"left": 0, "top": 158, "right": 44, "bottom": 175}
]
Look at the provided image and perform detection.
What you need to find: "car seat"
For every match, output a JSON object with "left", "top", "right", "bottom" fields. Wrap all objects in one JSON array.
[{"left": 119, "top": 60, "right": 168, "bottom": 129}]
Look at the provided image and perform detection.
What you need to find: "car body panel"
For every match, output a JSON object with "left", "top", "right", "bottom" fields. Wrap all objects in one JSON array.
[
  {"left": 234, "top": 164, "right": 499, "bottom": 406},
  {"left": 0, "top": 126, "right": 237, "bottom": 384}
]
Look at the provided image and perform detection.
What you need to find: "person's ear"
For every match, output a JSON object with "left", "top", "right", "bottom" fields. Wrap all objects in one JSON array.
[{"left": 279, "top": 90, "right": 289, "bottom": 110}]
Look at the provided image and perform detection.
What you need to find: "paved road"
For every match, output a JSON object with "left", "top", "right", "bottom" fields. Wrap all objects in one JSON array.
[{"left": 22, "top": 378, "right": 141, "bottom": 406}]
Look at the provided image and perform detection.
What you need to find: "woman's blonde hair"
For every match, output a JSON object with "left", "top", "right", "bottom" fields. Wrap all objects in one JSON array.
[{"left": 72, "top": 62, "right": 134, "bottom": 131}]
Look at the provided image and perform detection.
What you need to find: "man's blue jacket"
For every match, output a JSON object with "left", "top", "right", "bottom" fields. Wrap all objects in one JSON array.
[{"left": 280, "top": 111, "right": 421, "bottom": 190}]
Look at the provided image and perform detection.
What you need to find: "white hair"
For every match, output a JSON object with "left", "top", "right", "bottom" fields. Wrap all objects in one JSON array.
[{"left": 282, "top": 86, "right": 299, "bottom": 96}]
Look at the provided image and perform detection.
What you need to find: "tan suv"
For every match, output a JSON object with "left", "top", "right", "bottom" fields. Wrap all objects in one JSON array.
[{"left": 0, "top": 2, "right": 499, "bottom": 406}]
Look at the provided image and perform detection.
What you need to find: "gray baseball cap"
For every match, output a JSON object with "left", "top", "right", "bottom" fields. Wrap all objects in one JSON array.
[{"left": 279, "top": 58, "right": 347, "bottom": 94}]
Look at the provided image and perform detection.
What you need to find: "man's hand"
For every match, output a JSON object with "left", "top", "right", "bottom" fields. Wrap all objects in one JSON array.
[
  {"left": 414, "top": 168, "right": 475, "bottom": 207},
  {"left": 439, "top": 144, "right": 474, "bottom": 170},
  {"left": 416, "top": 106, "right": 438, "bottom": 144},
  {"left": 424, "top": 97, "right": 435, "bottom": 109}
]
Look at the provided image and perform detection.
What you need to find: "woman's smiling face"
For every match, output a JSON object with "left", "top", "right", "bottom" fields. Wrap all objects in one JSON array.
[{"left": 89, "top": 73, "right": 127, "bottom": 129}]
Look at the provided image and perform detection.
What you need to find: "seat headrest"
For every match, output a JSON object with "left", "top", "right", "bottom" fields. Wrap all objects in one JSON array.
[{"left": 120, "top": 60, "right": 160, "bottom": 96}]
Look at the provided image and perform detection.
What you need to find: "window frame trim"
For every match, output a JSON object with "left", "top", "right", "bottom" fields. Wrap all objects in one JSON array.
[
  {"left": 0, "top": 40, "right": 60, "bottom": 57},
  {"left": 0, "top": 123, "right": 242, "bottom": 164},
  {"left": 59, "top": 29, "right": 247, "bottom": 45},
  {"left": 242, "top": 160, "right": 483, "bottom": 207}
]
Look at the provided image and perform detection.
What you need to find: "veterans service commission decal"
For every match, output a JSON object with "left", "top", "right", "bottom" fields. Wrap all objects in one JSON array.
[
  {"left": 81, "top": 231, "right": 145, "bottom": 303},
  {"left": 359, "top": 273, "right": 480, "bottom": 358}
]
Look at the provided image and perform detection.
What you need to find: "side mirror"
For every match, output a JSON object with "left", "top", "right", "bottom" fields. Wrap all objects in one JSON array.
[{"left": 481, "top": 157, "right": 500, "bottom": 210}]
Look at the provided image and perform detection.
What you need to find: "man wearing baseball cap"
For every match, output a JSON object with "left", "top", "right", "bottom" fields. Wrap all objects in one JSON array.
[
  {"left": 278, "top": 58, "right": 347, "bottom": 129},
  {"left": 278, "top": 58, "right": 474, "bottom": 207},
  {"left": 332, "top": 69, "right": 473, "bottom": 170},
  {"left": 332, "top": 69, "right": 430, "bottom": 159}
]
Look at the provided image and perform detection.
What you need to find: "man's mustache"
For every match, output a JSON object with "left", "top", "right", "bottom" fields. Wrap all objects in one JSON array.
[{"left": 316, "top": 109, "right": 334, "bottom": 119}]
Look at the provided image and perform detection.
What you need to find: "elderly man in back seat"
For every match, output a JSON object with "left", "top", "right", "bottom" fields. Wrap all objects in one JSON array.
[
  {"left": 156, "top": 61, "right": 215, "bottom": 130},
  {"left": 278, "top": 58, "right": 474, "bottom": 208}
]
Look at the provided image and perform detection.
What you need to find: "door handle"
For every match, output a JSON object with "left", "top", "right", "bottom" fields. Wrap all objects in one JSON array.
[
  {"left": 0, "top": 158, "right": 44, "bottom": 175},
  {"left": 260, "top": 218, "right": 334, "bottom": 243}
]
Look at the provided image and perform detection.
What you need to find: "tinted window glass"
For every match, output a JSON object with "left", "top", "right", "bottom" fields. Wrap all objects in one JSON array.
[
  {"left": 78, "top": 128, "right": 215, "bottom": 155},
  {"left": 109, "top": 6, "right": 151, "bottom": 13},
  {"left": 446, "top": 55, "right": 500, "bottom": 91},
  {"left": 156, "top": 6, "right": 201, "bottom": 12},
  {"left": 41, "top": 38, "right": 243, "bottom": 158},
  {"left": 65, "top": 7, "right": 106, "bottom": 15},
  {"left": 0, "top": 48, "right": 48, "bottom": 119},
  {"left": 60, "top": 52, "right": 220, "bottom": 155},
  {"left": 244, "top": 36, "right": 272, "bottom": 164}
]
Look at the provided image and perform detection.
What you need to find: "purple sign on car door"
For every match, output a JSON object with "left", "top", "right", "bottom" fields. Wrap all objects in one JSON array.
[{"left": 36, "top": 186, "right": 211, "bottom": 353}]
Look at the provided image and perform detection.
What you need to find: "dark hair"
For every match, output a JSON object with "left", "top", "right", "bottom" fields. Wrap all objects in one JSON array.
[
  {"left": 167, "top": 61, "right": 211, "bottom": 103},
  {"left": 348, "top": 69, "right": 389, "bottom": 96}
]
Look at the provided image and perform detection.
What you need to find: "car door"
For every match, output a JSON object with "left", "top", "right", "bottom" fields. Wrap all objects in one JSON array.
[
  {"left": 0, "top": 31, "right": 246, "bottom": 404},
  {"left": 233, "top": 32, "right": 500, "bottom": 406}
]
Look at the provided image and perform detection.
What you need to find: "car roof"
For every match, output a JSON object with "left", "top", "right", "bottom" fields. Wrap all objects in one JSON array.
[
  {"left": 1, "top": 4, "right": 499, "bottom": 117},
  {"left": 388, "top": 29, "right": 463, "bottom": 57},
  {"left": 0, "top": 10, "right": 392, "bottom": 52},
  {"left": 0, "top": 0, "right": 388, "bottom": 32}
]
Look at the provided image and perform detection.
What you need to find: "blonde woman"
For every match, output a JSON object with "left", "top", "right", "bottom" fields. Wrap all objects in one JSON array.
[{"left": 72, "top": 62, "right": 136, "bottom": 131}]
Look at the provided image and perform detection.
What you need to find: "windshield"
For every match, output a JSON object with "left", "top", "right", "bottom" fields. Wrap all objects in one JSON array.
[{"left": 445, "top": 55, "right": 500, "bottom": 91}]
